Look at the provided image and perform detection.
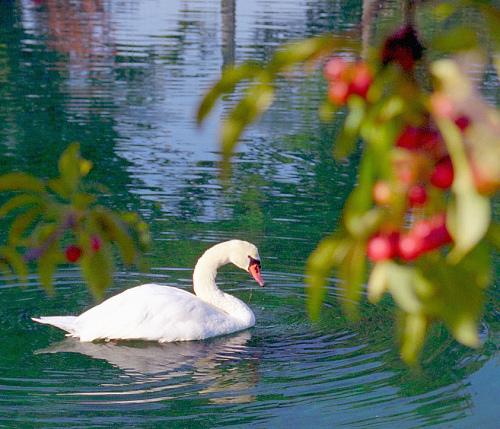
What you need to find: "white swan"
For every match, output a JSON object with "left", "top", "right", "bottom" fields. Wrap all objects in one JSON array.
[{"left": 32, "top": 240, "right": 264, "bottom": 342}]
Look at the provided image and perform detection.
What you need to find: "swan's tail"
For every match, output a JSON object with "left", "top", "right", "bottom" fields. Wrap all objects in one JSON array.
[{"left": 32, "top": 316, "right": 78, "bottom": 335}]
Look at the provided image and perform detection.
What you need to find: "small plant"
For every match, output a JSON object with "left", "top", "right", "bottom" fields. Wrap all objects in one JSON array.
[{"left": 0, "top": 143, "right": 150, "bottom": 298}]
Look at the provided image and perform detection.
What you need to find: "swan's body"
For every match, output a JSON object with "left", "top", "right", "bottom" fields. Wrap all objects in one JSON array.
[{"left": 32, "top": 240, "right": 264, "bottom": 342}]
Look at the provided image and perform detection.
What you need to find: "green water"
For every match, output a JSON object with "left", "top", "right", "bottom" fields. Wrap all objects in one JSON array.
[{"left": 0, "top": 1, "right": 498, "bottom": 427}]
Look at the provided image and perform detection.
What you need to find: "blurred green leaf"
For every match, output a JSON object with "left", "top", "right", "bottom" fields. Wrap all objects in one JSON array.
[
  {"left": 486, "top": 222, "right": 500, "bottom": 250},
  {"left": 8, "top": 207, "right": 41, "bottom": 245},
  {"left": 306, "top": 235, "right": 351, "bottom": 320},
  {"left": 47, "top": 178, "right": 70, "bottom": 199},
  {"left": 417, "top": 248, "right": 487, "bottom": 348},
  {"left": 197, "top": 61, "right": 262, "bottom": 125},
  {"left": 480, "top": 3, "right": 500, "bottom": 49},
  {"left": 221, "top": 83, "right": 274, "bottom": 160},
  {"left": 437, "top": 118, "right": 490, "bottom": 261},
  {"left": 0, "top": 194, "right": 42, "bottom": 218},
  {"left": 72, "top": 193, "right": 96, "bottom": 209},
  {"left": 58, "top": 143, "right": 81, "bottom": 196},
  {"left": 269, "top": 35, "right": 338, "bottom": 71},
  {"left": 385, "top": 262, "right": 422, "bottom": 314},
  {"left": 400, "top": 312, "right": 429, "bottom": 365},
  {"left": 0, "top": 172, "right": 45, "bottom": 193},
  {"left": 0, "top": 246, "right": 28, "bottom": 283},
  {"left": 431, "top": 2, "right": 456, "bottom": 20},
  {"left": 37, "top": 246, "right": 60, "bottom": 294},
  {"left": 339, "top": 241, "right": 366, "bottom": 319},
  {"left": 333, "top": 97, "right": 365, "bottom": 159},
  {"left": 93, "top": 209, "right": 136, "bottom": 265},
  {"left": 430, "top": 26, "right": 479, "bottom": 52},
  {"left": 343, "top": 151, "right": 378, "bottom": 238},
  {"left": 367, "top": 261, "right": 389, "bottom": 303},
  {"left": 80, "top": 243, "right": 113, "bottom": 299}
]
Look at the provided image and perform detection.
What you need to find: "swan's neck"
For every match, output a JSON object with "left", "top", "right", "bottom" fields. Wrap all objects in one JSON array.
[{"left": 192, "top": 243, "right": 254, "bottom": 325}]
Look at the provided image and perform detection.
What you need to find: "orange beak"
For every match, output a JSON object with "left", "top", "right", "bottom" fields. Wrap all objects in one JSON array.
[{"left": 249, "top": 263, "right": 265, "bottom": 287}]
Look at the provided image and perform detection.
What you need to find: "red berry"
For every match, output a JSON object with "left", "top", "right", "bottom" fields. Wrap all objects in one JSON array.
[
  {"left": 328, "top": 81, "right": 349, "bottom": 105},
  {"left": 422, "top": 223, "right": 452, "bottom": 252},
  {"left": 324, "top": 57, "right": 348, "bottom": 81},
  {"left": 367, "top": 232, "right": 399, "bottom": 262},
  {"left": 65, "top": 245, "right": 82, "bottom": 263},
  {"left": 430, "top": 156, "right": 454, "bottom": 189},
  {"left": 399, "top": 213, "right": 452, "bottom": 261},
  {"left": 408, "top": 184, "right": 427, "bottom": 206},
  {"left": 348, "top": 63, "right": 373, "bottom": 98},
  {"left": 90, "top": 235, "right": 102, "bottom": 252},
  {"left": 398, "top": 234, "right": 422, "bottom": 261},
  {"left": 454, "top": 115, "right": 470, "bottom": 131},
  {"left": 396, "top": 126, "right": 420, "bottom": 150},
  {"left": 373, "top": 181, "right": 392, "bottom": 206}
]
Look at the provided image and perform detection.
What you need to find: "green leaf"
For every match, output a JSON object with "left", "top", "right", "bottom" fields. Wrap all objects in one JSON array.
[
  {"left": 367, "top": 261, "right": 389, "bottom": 303},
  {"left": 80, "top": 243, "right": 113, "bottom": 299},
  {"left": 485, "top": 222, "right": 500, "bottom": 250},
  {"left": 8, "top": 207, "right": 41, "bottom": 245},
  {"left": 339, "top": 241, "right": 366, "bottom": 319},
  {"left": 437, "top": 119, "right": 491, "bottom": 261},
  {"left": 72, "top": 193, "right": 96, "bottom": 209},
  {"left": 0, "top": 172, "right": 45, "bottom": 193},
  {"left": 197, "top": 61, "right": 263, "bottom": 125},
  {"left": 0, "top": 246, "right": 28, "bottom": 283},
  {"left": 306, "top": 236, "right": 351, "bottom": 320},
  {"left": 343, "top": 150, "right": 378, "bottom": 238},
  {"left": 92, "top": 209, "right": 136, "bottom": 265},
  {"left": 333, "top": 97, "right": 365, "bottom": 159},
  {"left": 385, "top": 262, "right": 422, "bottom": 314},
  {"left": 0, "top": 194, "right": 42, "bottom": 218},
  {"left": 221, "top": 83, "right": 274, "bottom": 159},
  {"left": 37, "top": 246, "right": 60, "bottom": 294},
  {"left": 400, "top": 312, "right": 429, "bottom": 365},
  {"left": 430, "top": 26, "right": 479, "bottom": 52},
  {"left": 58, "top": 143, "right": 81, "bottom": 196},
  {"left": 269, "top": 35, "right": 337, "bottom": 71}
]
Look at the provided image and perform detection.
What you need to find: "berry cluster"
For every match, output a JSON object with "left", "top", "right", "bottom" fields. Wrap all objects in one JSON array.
[
  {"left": 368, "top": 214, "right": 451, "bottom": 262},
  {"left": 368, "top": 120, "right": 457, "bottom": 263},
  {"left": 64, "top": 235, "right": 102, "bottom": 263},
  {"left": 324, "top": 58, "right": 373, "bottom": 105}
]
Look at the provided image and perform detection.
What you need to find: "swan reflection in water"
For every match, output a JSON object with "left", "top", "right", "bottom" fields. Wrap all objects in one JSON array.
[{"left": 37, "top": 331, "right": 259, "bottom": 404}]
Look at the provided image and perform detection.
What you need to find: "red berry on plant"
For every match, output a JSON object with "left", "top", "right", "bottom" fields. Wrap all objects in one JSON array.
[
  {"left": 430, "top": 156, "right": 454, "bottom": 189},
  {"left": 328, "top": 81, "right": 349, "bottom": 105},
  {"left": 408, "top": 184, "right": 427, "bottom": 206},
  {"left": 324, "top": 57, "right": 348, "bottom": 81},
  {"left": 91, "top": 235, "right": 102, "bottom": 252},
  {"left": 65, "top": 245, "right": 82, "bottom": 263},
  {"left": 396, "top": 126, "right": 420, "bottom": 150},
  {"left": 367, "top": 232, "right": 399, "bottom": 262},
  {"left": 349, "top": 62, "right": 373, "bottom": 98},
  {"left": 398, "top": 234, "right": 422, "bottom": 261}
]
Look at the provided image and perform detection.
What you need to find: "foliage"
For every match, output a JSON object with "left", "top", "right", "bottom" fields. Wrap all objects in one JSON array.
[
  {"left": 197, "top": 1, "right": 500, "bottom": 363},
  {"left": 0, "top": 143, "right": 150, "bottom": 298}
]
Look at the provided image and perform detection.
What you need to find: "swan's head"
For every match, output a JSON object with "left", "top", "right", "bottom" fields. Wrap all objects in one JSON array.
[{"left": 228, "top": 240, "right": 265, "bottom": 287}]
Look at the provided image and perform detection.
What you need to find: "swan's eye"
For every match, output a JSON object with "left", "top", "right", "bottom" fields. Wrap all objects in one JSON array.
[{"left": 248, "top": 255, "right": 261, "bottom": 270}]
